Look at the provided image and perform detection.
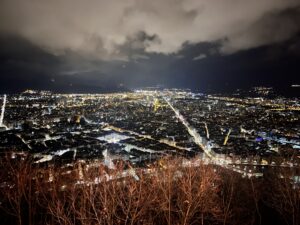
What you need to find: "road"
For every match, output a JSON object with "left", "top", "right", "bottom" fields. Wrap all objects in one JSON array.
[{"left": 164, "top": 97, "right": 215, "bottom": 159}]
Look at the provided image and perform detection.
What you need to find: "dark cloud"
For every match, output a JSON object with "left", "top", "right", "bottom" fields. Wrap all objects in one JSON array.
[
  {"left": 1, "top": 0, "right": 300, "bottom": 59},
  {"left": 220, "top": 6, "right": 300, "bottom": 53},
  {"left": 0, "top": 1, "right": 300, "bottom": 94}
]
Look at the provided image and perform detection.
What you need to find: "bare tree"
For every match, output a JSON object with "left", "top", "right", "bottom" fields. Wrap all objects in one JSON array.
[
  {"left": 0, "top": 153, "right": 34, "bottom": 225},
  {"left": 265, "top": 168, "right": 300, "bottom": 225}
]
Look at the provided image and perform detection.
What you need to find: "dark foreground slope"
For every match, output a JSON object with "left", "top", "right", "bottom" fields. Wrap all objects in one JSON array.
[{"left": 0, "top": 154, "right": 299, "bottom": 225}]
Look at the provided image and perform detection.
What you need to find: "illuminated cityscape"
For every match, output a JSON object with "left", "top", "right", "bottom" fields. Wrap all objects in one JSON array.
[
  {"left": 1, "top": 0, "right": 300, "bottom": 224},
  {"left": 1, "top": 89, "right": 299, "bottom": 178}
]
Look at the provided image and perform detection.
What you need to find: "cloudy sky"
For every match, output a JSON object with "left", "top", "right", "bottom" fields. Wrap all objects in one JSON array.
[{"left": 0, "top": 0, "right": 300, "bottom": 93}]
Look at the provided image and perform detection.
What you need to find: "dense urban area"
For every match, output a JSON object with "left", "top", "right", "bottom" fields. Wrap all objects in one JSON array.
[
  {"left": 0, "top": 87, "right": 299, "bottom": 225},
  {"left": 1, "top": 88, "right": 299, "bottom": 173}
]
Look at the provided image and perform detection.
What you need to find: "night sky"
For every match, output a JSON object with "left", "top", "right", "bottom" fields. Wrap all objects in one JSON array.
[{"left": 0, "top": 0, "right": 300, "bottom": 94}]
